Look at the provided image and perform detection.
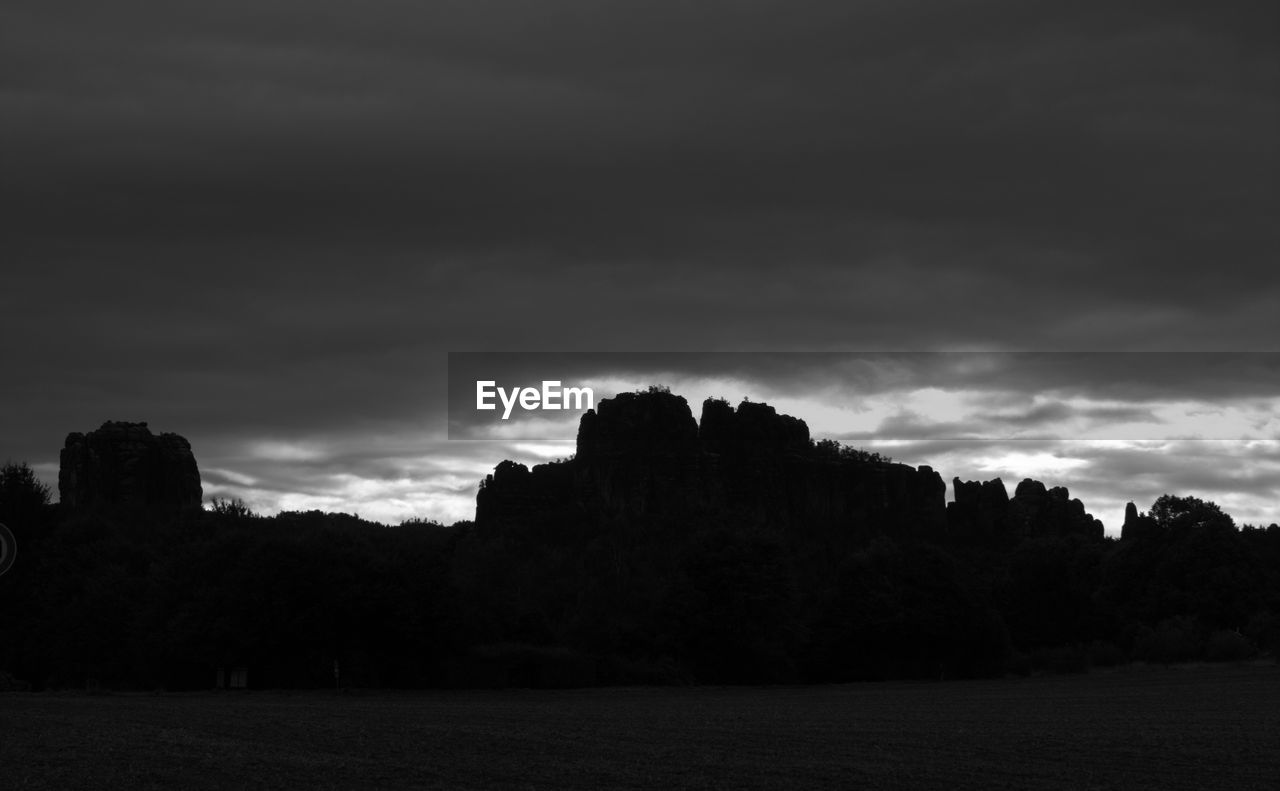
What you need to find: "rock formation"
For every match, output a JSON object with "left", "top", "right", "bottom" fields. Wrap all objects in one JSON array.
[
  {"left": 949, "top": 476, "right": 1104, "bottom": 542},
  {"left": 59, "top": 422, "right": 202, "bottom": 513},
  {"left": 1120, "top": 501, "right": 1162, "bottom": 541},
  {"left": 477, "top": 389, "right": 948, "bottom": 538},
  {"left": 947, "top": 477, "right": 1011, "bottom": 540},
  {"left": 477, "top": 389, "right": 1110, "bottom": 545}
]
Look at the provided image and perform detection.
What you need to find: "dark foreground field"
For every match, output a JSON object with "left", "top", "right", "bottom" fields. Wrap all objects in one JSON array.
[{"left": 3, "top": 664, "right": 1278, "bottom": 790}]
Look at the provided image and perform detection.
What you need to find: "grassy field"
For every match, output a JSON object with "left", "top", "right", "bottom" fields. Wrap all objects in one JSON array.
[{"left": 2, "top": 663, "right": 1277, "bottom": 790}]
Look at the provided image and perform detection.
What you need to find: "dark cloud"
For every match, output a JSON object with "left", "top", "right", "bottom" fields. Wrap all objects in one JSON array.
[
  {"left": 1, "top": 1, "right": 1275, "bottom": 522},
  {"left": 448, "top": 352, "right": 1279, "bottom": 413}
]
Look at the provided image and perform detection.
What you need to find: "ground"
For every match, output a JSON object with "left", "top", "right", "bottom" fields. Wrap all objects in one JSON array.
[{"left": 3, "top": 663, "right": 1277, "bottom": 790}]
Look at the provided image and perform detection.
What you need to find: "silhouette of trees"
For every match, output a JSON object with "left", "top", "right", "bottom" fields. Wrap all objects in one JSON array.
[
  {"left": 0, "top": 461, "right": 53, "bottom": 532},
  {"left": 1149, "top": 494, "right": 1235, "bottom": 535},
  {"left": 810, "top": 438, "right": 893, "bottom": 464},
  {"left": 1, "top": 486, "right": 1277, "bottom": 690},
  {"left": 207, "top": 497, "right": 255, "bottom": 520},
  {"left": 667, "top": 527, "right": 801, "bottom": 683},
  {"left": 997, "top": 535, "right": 1105, "bottom": 652}
]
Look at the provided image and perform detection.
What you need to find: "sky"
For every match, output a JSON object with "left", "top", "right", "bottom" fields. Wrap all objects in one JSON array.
[{"left": 1, "top": 1, "right": 1277, "bottom": 530}]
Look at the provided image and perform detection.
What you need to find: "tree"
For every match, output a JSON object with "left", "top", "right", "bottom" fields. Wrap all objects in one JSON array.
[
  {"left": 810, "top": 438, "right": 892, "bottom": 464},
  {"left": 207, "top": 497, "right": 255, "bottom": 520},
  {"left": 0, "top": 461, "right": 53, "bottom": 532},
  {"left": 1149, "top": 494, "right": 1235, "bottom": 535}
]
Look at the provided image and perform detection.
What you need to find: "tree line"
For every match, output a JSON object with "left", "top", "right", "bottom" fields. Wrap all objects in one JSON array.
[{"left": 0, "top": 461, "right": 1277, "bottom": 690}]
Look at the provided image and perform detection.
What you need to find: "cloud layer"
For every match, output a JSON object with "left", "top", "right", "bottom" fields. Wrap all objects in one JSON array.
[{"left": 2, "top": 2, "right": 1276, "bottom": 528}]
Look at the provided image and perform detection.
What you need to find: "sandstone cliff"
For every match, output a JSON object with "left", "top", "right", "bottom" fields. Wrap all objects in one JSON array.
[
  {"left": 948, "top": 476, "right": 1104, "bottom": 542},
  {"left": 478, "top": 390, "right": 949, "bottom": 538},
  {"left": 477, "top": 389, "right": 1106, "bottom": 544},
  {"left": 59, "top": 421, "right": 202, "bottom": 513}
]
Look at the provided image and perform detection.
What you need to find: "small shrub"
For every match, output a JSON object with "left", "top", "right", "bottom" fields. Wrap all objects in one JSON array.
[
  {"left": 458, "top": 643, "right": 598, "bottom": 689},
  {"left": 1088, "top": 641, "right": 1125, "bottom": 668},
  {"left": 598, "top": 655, "right": 693, "bottom": 686},
  {"left": 0, "top": 669, "right": 31, "bottom": 691},
  {"left": 1032, "top": 644, "right": 1091, "bottom": 674},
  {"left": 1133, "top": 619, "right": 1199, "bottom": 665},
  {"left": 1205, "top": 630, "right": 1255, "bottom": 662},
  {"left": 1244, "top": 612, "right": 1279, "bottom": 654},
  {"left": 207, "top": 497, "right": 255, "bottom": 520},
  {"left": 1006, "top": 652, "right": 1032, "bottom": 677}
]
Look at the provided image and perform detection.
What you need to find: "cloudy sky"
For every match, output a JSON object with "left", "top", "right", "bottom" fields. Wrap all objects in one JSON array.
[{"left": 2, "top": 1, "right": 1276, "bottom": 530}]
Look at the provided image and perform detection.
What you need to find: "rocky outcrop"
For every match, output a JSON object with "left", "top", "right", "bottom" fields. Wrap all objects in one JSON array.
[
  {"left": 477, "top": 389, "right": 949, "bottom": 538},
  {"left": 1008, "top": 479, "right": 1104, "bottom": 541},
  {"left": 477, "top": 389, "right": 1114, "bottom": 546},
  {"left": 475, "top": 459, "right": 575, "bottom": 533},
  {"left": 59, "top": 422, "right": 202, "bottom": 513},
  {"left": 947, "top": 477, "right": 1011, "bottom": 540},
  {"left": 948, "top": 476, "right": 1104, "bottom": 542},
  {"left": 700, "top": 399, "right": 809, "bottom": 459},
  {"left": 573, "top": 391, "right": 706, "bottom": 517},
  {"left": 1120, "top": 501, "right": 1161, "bottom": 541},
  {"left": 578, "top": 390, "right": 702, "bottom": 461}
]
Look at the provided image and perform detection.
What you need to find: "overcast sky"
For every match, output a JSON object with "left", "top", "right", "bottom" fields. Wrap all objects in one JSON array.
[{"left": 2, "top": 1, "right": 1277, "bottom": 529}]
